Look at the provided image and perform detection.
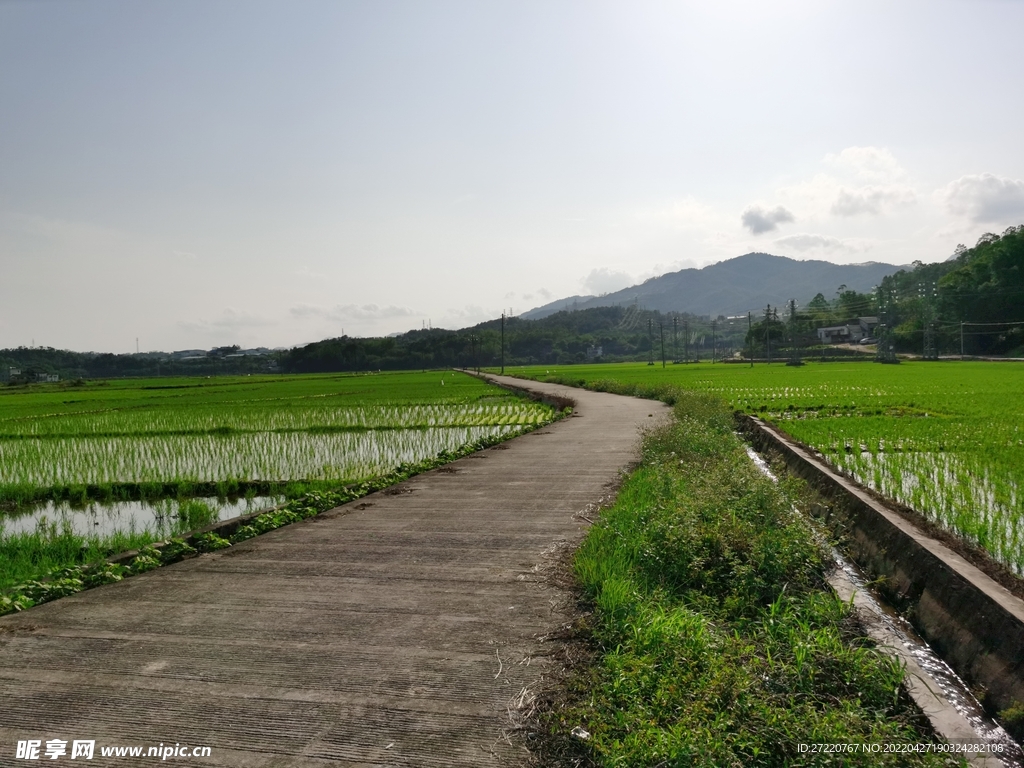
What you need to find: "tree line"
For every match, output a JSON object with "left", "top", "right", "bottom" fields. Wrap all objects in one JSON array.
[
  {"left": 282, "top": 306, "right": 749, "bottom": 372},
  {"left": 881, "top": 225, "right": 1024, "bottom": 356},
  {"left": 5, "top": 224, "right": 1021, "bottom": 381},
  {"left": 741, "top": 224, "right": 1024, "bottom": 358}
]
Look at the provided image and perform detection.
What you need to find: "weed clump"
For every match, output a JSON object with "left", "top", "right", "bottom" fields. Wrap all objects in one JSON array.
[{"left": 554, "top": 390, "right": 954, "bottom": 766}]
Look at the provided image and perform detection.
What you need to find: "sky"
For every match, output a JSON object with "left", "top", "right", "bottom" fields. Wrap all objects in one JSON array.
[{"left": 2, "top": 0, "right": 1023, "bottom": 352}]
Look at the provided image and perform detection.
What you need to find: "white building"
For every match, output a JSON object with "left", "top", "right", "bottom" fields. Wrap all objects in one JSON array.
[{"left": 816, "top": 317, "right": 880, "bottom": 344}]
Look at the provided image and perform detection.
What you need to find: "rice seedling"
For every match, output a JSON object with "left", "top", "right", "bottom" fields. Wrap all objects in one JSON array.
[
  {"left": 0, "top": 371, "right": 555, "bottom": 590},
  {"left": 0, "top": 371, "right": 551, "bottom": 498},
  {"left": 0, "top": 424, "right": 526, "bottom": 489},
  {"left": 511, "top": 360, "right": 1024, "bottom": 572},
  {"left": 1, "top": 425, "right": 537, "bottom": 611}
]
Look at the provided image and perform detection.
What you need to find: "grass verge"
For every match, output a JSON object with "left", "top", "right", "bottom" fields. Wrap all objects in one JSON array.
[{"left": 539, "top": 390, "right": 957, "bottom": 766}]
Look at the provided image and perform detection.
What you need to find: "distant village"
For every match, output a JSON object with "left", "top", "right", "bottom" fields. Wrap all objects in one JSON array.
[
  {"left": 5, "top": 368, "right": 60, "bottom": 384},
  {"left": 815, "top": 316, "right": 880, "bottom": 346},
  {"left": 165, "top": 347, "right": 275, "bottom": 361}
]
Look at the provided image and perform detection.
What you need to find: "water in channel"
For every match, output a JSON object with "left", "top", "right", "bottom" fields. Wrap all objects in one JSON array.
[{"left": 744, "top": 445, "right": 1023, "bottom": 766}]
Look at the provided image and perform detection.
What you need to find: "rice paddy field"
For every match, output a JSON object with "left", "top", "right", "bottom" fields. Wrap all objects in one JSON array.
[
  {"left": 0, "top": 370, "right": 553, "bottom": 590},
  {"left": 511, "top": 360, "right": 1024, "bottom": 574}
]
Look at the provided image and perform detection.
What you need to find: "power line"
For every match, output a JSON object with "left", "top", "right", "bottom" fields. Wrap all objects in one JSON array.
[
  {"left": 932, "top": 319, "right": 1024, "bottom": 329},
  {"left": 960, "top": 319, "right": 1024, "bottom": 327}
]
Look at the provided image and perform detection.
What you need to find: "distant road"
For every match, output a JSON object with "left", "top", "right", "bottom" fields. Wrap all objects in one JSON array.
[{"left": 0, "top": 374, "right": 666, "bottom": 767}]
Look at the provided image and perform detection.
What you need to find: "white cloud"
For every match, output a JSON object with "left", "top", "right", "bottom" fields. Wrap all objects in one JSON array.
[
  {"left": 289, "top": 304, "right": 323, "bottom": 319},
  {"left": 775, "top": 174, "right": 838, "bottom": 215},
  {"left": 741, "top": 205, "right": 795, "bottom": 235},
  {"left": 290, "top": 303, "right": 417, "bottom": 322},
  {"left": 638, "top": 259, "right": 699, "bottom": 282},
  {"left": 294, "top": 265, "right": 328, "bottom": 279},
  {"left": 582, "top": 268, "right": 634, "bottom": 295},
  {"left": 703, "top": 231, "right": 732, "bottom": 246},
  {"left": 831, "top": 185, "right": 916, "bottom": 216},
  {"left": 330, "top": 304, "right": 417, "bottom": 320},
  {"left": 773, "top": 233, "right": 845, "bottom": 252},
  {"left": 773, "top": 233, "right": 876, "bottom": 256},
  {"left": 437, "top": 305, "right": 496, "bottom": 328},
  {"left": 823, "top": 146, "right": 906, "bottom": 182},
  {"left": 536, "top": 287, "right": 552, "bottom": 300},
  {"left": 638, "top": 196, "right": 717, "bottom": 227},
  {"left": 776, "top": 148, "right": 916, "bottom": 219},
  {"left": 178, "top": 308, "right": 274, "bottom": 334},
  {"left": 941, "top": 173, "right": 1024, "bottom": 223}
]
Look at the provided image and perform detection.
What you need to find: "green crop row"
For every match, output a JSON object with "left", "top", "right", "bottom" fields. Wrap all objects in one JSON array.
[
  {"left": 0, "top": 401, "right": 549, "bottom": 439},
  {"left": 508, "top": 360, "right": 1024, "bottom": 573},
  {"left": 0, "top": 413, "right": 564, "bottom": 602},
  {"left": 0, "top": 370, "right": 510, "bottom": 422},
  {"left": 0, "top": 371, "right": 561, "bottom": 592},
  {"left": 0, "top": 372, "right": 552, "bottom": 508},
  {"left": 0, "top": 424, "right": 526, "bottom": 491}
]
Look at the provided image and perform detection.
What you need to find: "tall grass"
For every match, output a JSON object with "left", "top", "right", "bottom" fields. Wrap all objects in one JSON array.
[
  {"left": 0, "top": 519, "right": 157, "bottom": 593},
  {"left": 548, "top": 390, "right": 952, "bottom": 766}
]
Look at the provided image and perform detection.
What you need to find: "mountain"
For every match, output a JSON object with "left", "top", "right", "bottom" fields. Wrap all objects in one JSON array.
[
  {"left": 522, "top": 253, "right": 901, "bottom": 319},
  {"left": 518, "top": 294, "right": 591, "bottom": 318}
]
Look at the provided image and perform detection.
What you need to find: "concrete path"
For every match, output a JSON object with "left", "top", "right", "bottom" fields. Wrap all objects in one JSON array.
[{"left": 0, "top": 375, "right": 667, "bottom": 767}]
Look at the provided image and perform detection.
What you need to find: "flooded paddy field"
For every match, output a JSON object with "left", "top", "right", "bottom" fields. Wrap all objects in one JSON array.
[
  {"left": 0, "top": 371, "right": 554, "bottom": 590},
  {"left": 3, "top": 494, "right": 283, "bottom": 539},
  {"left": 0, "top": 423, "right": 528, "bottom": 488}
]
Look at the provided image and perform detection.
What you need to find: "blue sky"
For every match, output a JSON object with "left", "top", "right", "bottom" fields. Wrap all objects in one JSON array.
[{"left": 2, "top": 0, "right": 1023, "bottom": 351}]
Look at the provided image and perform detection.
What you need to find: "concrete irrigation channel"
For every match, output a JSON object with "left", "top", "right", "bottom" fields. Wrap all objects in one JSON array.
[
  {"left": 739, "top": 416, "right": 1024, "bottom": 767},
  {"left": 0, "top": 375, "right": 668, "bottom": 767}
]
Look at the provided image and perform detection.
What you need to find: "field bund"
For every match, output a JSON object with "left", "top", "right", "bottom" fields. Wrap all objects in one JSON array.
[
  {"left": 742, "top": 415, "right": 1024, "bottom": 724},
  {"left": 0, "top": 376, "right": 666, "bottom": 766}
]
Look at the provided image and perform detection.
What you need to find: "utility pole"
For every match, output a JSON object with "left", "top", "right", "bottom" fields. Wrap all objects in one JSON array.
[
  {"left": 788, "top": 299, "right": 801, "bottom": 366},
  {"left": 500, "top": 313, "right": 505, "bottom": 374},
  {"left": 920, "top": 281, "right": 938, "bottom": 360},
  {"left": 748, "top": 311, "right": 753, "bottom": 366},
  {"left": 960, "top": 322, "right": 965, "bottom": 360},
  {"left": 660, "top": 323, "right": 666, "bottom": 368},
  {"left": 764, "top": 304, "right": 773, "bottom": 364},
  {"left": 926, "top": 321, "right": 937, "bottom": 360},
  {"left": 684, "top": 320, "right": 689, "bottom": 364},
  {"left": 875, "top": 286, "right": 899, "bottom": 364},
  {"left": 647, "top": 319, "right": 654, "bottom": 365},
  {"left": 711, "top": 320, "right": 717, "bottom": 363},
  {"left": 672, "top": 316, "right": 679, "bottom": 363}
]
